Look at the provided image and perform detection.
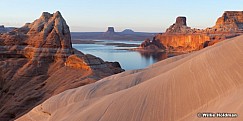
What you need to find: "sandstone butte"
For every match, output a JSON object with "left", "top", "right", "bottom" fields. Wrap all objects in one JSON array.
[
  {"left": 17, "top": 31, "right": 243, "bottom": 121},
  {"left": 139, "top": 11, "right": 243, "bottom": 52},
  {"left": 0, "top": 11, "right": 124, "bottom": 120}
]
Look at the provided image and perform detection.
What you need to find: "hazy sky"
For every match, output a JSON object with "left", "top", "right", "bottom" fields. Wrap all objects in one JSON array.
[{"left": 0, "top": 0, "right": 242, "bottom": 32}]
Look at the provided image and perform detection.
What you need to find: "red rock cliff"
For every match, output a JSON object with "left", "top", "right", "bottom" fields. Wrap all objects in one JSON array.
[
  {"left": 140, "top": 11, "right": 243, "bottom": 52},
  {"left": 140, "top": 16, "right": 211, "bottom": 52},
  {"left": 153, "top": 34, "right": 210, "bottom": 52}
]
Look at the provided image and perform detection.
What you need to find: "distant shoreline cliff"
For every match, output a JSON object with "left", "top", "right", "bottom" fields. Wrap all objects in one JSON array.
[
  {"left": 138, "top": 11, "right": 243, "bottom": 52},
  {"left": 71, "top": 27, "right": 156, "bottom": 41}
]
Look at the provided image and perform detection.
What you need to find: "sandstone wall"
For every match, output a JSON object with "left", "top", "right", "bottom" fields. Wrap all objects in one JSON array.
[{"left": 154, "top": 34, "right": 210, "bottom": 52}]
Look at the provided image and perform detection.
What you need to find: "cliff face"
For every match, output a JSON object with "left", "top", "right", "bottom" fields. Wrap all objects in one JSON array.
[
  {"left": 140, "top": 16, "right": 212, "bottom": 52},
  {"left": 140, "top": 11, "right": 243, "bottom": 52},
  {"left": 0, "top": 11, "right": 124, "bottom": 121},
  {"left": 153, "top": 34, "right": 210, "bottom": 52}
]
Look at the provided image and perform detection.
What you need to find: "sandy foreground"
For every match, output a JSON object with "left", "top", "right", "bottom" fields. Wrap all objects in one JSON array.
[{"left": 17, "top": 35, "right": 243, "bottom": 121}]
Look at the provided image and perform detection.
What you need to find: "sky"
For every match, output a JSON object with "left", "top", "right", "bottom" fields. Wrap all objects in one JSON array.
[{"left": 0, "top": 0, "right": 242, "bottom": 32}]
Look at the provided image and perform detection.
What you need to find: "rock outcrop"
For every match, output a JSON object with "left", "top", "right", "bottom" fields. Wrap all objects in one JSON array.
[
  {"left": 0, "top": 11, "right": 124, "bottom": 121},
  {"left": 139, "top": 38, "right": 164, "bottom": 51},
  {"left": 0, "top": 25, "right": 14, "bottom": 33},
  {"left": 205, "top": 11, "right": 243, "bottom": 33},
  {"left": 215, "top": 11, "right": 243, "bottom": 30},
  {"left": 139, "top": 11, "right": 243, "bottom": 52},
  {"left": 166, "top": 16, "right": 192, "bottom": 34}
]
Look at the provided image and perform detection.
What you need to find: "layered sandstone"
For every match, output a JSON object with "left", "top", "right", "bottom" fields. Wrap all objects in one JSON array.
[
  {"left": 139, "top": 16, "right": 211, "bottom": 52},
  {"left": 153, "top": 34, "right": 211, "bottom": 52},
  {"left": 214, "top": 11, "right": 243, "bottom": 31},
  {"left": 139, "top": 11, "right": 243, "bottom": 52},
  {"left": 0, "top": 11, "right": 124, "bottom": 121}
]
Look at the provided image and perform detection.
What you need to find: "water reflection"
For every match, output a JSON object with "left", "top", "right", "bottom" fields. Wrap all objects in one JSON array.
[
  {"left": 138, "top": 51, "right": 183, "bottom": 62},
  {"left": 139, "top": 52, "right": 168, "bottom": 62}
]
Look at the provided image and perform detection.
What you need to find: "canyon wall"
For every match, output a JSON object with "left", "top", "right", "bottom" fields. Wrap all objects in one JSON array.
[
  {"left": 140, "top": 11, "right": 243, "bottom": 52},
  {"left": 153, "top": 34, "right": 210, "bottom": 52}
]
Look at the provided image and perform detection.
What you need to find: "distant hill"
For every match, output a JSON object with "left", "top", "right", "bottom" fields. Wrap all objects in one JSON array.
[
  {"left": 121, "top": 29, "right": 135, "bottom": 34},
  {"left": 71, "top": 27, "right": 157, "bottom": 41}
]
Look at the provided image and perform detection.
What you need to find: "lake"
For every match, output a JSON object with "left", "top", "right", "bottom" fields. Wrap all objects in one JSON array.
[{"left": 73, "top": 40, "right": 171, "bottom": 70}]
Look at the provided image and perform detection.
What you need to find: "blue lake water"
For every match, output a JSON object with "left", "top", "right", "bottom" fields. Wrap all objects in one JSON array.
[{"left": 73, "top": 40, "right": 170, "bottom": 70}]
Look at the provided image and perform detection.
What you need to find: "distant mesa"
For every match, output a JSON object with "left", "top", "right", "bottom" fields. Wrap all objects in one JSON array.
[
  {"left": 105, "top": 27, "right": 115, "bottom": 33},
  {"left": 103, "top": 27, "right": 116, "bottom": 37}
]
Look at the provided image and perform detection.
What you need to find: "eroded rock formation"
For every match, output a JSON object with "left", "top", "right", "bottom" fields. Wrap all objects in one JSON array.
[
  {"left": 139, "top": 16, "right": 211, "bottom": 52},
  {"left": 165, "top": 16, "right": 192, "bottom": 34},
  {"left": 0, "top": 11, "right": 124, "bottom": 121},
  {"left": 139, "top": 11, "right": 243, "bottom": 52},
  {"left": 205, "top": 11, "right": 243, "bottom": 33}
]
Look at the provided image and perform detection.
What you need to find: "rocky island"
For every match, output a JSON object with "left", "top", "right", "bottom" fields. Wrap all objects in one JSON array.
[{"left": 0, "top": 11, "right": 124, "bottom": 120}]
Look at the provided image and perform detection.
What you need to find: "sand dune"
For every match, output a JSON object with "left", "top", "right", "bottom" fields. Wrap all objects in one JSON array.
[{"left": 17, "top": 35, "right": 243, "bottom": 121}]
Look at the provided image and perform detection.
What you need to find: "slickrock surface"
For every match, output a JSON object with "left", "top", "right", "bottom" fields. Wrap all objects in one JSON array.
[
  {"left": 0, "top": 11, "right": 123, "bottom": 121},
  {"left": 17, "top": 34, "right": 243, "bottom": 121},
  {"left": 139, "top": 11, "right": 243, "bottom": 52}
]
